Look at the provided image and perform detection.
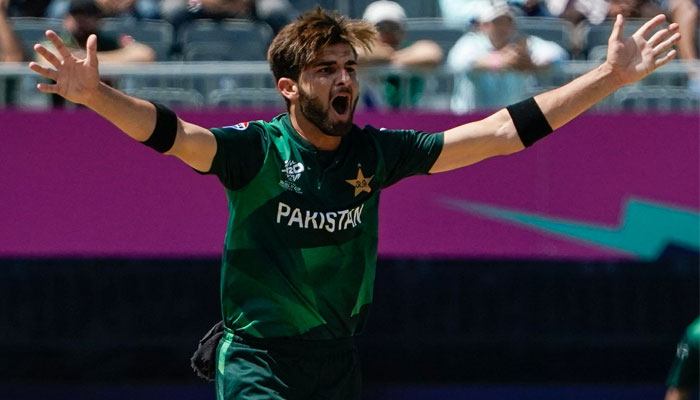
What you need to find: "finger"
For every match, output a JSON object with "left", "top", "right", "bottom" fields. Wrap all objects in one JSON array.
[
  {"left": 28, "top": 62, "right": 58, "bottom": 81},
  {"left": 609, "top": 14, "right": 624, "bottom": 43},
  {"left": 647, "top": 28, "right": 669, "bottom": 48},
  {"left": 85, "top": 34, "right": 98, "bottom": 67},
  {"left": 653, "top": 33, "right": 681, "bottom": 56},
  {"left": 36, "top": 82, "right": 59, "bottom": 94},
  {"left": 635, "top": 14, "right": 666, "bottom": 39},
  {"left": 647, "top": 23, "right": 680, "bottom": 47},
  {"left": 45, "top": 30, "right": 73, "bottom": 60},
  {"left": 654, "top": 49, "right": 677, "bottom": 68},
  {"left": 33, "top": 43, "right": 62, "bottom": 68}
]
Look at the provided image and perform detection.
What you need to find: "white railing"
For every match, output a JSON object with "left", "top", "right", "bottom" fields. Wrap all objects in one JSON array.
[{"left": 0, "top": 61, "right": 697, "bottom": 111}]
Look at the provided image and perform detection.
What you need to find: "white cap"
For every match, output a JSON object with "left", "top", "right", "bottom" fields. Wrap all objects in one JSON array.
[
  {"left": 362, "top": 1, "right": 407, "bottom": 25},
  {"left": 479, "top": 1, "right": 515, "bottom": 22}
]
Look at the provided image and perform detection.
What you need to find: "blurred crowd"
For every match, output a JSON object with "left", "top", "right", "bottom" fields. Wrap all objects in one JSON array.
[
  {"left": 3, "top": 0, "right": 299, "bottom": 32},
  {"left": 0, "top": 0, "right": 698, "bottom": 110}
]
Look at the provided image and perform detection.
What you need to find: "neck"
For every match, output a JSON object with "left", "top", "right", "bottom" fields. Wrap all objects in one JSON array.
[{"left": 288, "top": 105, "right": 342, "bottom": 151}]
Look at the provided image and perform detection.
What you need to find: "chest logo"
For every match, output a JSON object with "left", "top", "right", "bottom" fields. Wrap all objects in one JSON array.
[
  {"left": 282, "top": 159, "right": 305, "bottom": 181},
  {"left": 346, "top": 166, "right": 373, "bottom": 197},
  {"left": 279, "top": 159, "right": 304, "bottom": 194}
]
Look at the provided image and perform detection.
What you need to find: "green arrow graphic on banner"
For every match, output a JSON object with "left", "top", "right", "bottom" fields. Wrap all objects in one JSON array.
[{"left": 438, "top": 197, "right": 699, "bottom": 260}]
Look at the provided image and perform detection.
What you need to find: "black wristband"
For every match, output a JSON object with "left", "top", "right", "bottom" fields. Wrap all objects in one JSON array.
[
  {"left": 142, "top": 102, "right": 178, "bottom": 153},
  {"left": 506, "top": 97, "right": 553, "bottom": 147}
]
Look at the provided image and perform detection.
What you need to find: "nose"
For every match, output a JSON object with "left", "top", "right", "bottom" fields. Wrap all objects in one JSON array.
[{"left": 337, "top": 69, "right": 351, "bottom": 86}]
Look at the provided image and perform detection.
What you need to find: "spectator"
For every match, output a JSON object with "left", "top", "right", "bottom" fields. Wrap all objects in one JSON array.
[
  {"left": 510, "top": 0, "right": 551, "bottom": 16},
  {"left": 607, "top": 0, "right": 666, "bottom": 19},
  {"left": 255, "top": 0, "right": 298, "bottom": 33},
  {"left": 545, "top": 0, "right": 609, "bottom": 25},
  {"left": 95, "top": 0, "right": 160, "bottom": 17},
  {"left": 440, "top": 0, "right": 551, "bottom": 28},
  {"left": 0, "top": 0, "right": 23, "bottom": 61},
  {"left": 160, "top": 0, "right": 297, "bottom": 33},
  {"left": 439, "top": 0, "right": 491, "bottom": 28},
  {"left": 358, "top": 0, "right": 443, "bottom": 109},
  {"left": 668, "top": 0, "right": 700, "bottom": 94},
  {"left": 37, "top": 0, "right": 156, "bottom": 64},
  {"left": 6, "top": 0, "right": 52, "bottom": 17},
  {"left": 447, "top": 1, "right": 567, "bottom": 113},
  {"left": 45, "top": 0, "right": 160, "bottom": 19},
  {"left": 546, "top": 0, "right": 665, "bottom": 26},
  {"left": 37, "top": 0, "right": 155, "bottom": 106}
]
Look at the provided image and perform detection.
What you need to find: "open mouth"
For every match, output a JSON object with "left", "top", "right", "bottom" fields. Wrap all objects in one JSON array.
[{"left": 331, "top": 95, "right": 350, "bottom": 116}]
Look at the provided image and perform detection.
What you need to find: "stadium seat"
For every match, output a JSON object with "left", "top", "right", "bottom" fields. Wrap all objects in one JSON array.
[
  {"left": 613, "top": 86, "right": 700, "bottom": 111},
  {"left": 100, "top": 18, "right": 175, "bottom": 61},
  {"left": 586, "top": 45, "right": 608, "bottom": 62},
  {"left": 122, "top": 87, "right": 205, "bottom": 108},
  {"left": 516, "top": 16, "right": 573, "bottom": 53},
  {"left": 208, "top": 87, "right": 285, "bottom": 108},
  {"left": 179, "top": 19, "right": 274, "bottom": 61},
  {"left": 404, "top": 18, "right": 467, "bottom": 56},
  {"left": 581, "top": 18, "right": 651, "bottom": 55},
  {"left": 416, "top": 72, "right": 454, "bottom": 110},
  {"left": 9, "top": 17, "right": 63, "bottom": 60}
]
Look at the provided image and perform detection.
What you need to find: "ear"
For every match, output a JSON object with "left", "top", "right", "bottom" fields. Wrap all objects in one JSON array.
[{"left": 278, "top": 77, "right": 299, "bottom": 102}]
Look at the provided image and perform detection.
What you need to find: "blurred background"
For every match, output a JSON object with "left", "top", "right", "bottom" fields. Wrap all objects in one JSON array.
[{"left": 0, "top": 0, "right": 698, "bottom": 399}]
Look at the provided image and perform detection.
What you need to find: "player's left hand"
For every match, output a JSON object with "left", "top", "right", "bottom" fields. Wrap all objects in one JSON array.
[{"left": 605, "top": 14, "right": 680, "bottom": 86}]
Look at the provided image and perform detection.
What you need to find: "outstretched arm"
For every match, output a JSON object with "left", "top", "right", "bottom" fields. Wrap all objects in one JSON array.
[
  {"left": 430, "top": 14, "right": 680, "bottom": 173},
  {"left": 0, "top": 0, "right": 23, "bottom": 62},
  {"left": 28, "top": 31, "right": 216, "bottom": 172}
]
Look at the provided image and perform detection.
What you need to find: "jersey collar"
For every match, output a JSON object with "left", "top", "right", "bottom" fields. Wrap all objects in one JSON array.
[{"left": 279, "top": 113, "right": 353, "bottom": 156}]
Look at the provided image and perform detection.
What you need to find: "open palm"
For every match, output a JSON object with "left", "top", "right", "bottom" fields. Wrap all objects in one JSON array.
[
  {"left": 606, "top": 14, "right": 680, "bottom": 86},
  {"left": 29, "top": 30, "right": 100, "bottom": 105}
]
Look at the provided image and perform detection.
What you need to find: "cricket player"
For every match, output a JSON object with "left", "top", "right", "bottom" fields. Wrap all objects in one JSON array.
[{"left": 29, "top": 6, "right": 680, "bottom": 400}]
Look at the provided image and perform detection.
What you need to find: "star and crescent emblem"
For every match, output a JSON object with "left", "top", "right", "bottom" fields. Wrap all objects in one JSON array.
[{"left": 346, "top": 166, "right": 373, "bottom": 197}]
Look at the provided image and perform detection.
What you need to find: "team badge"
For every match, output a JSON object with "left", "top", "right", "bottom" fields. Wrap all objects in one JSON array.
[
  {"left": 227, "top": 122, "right": 249, "bottom": 130},
  {"left": 346, "top": 165, "right": 373, "bottom": 197}
]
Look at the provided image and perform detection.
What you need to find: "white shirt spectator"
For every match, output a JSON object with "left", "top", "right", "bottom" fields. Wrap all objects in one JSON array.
[
  {"left": 439, "top": 0, "right": 492, "bottom": 27},
  {"left": 447, "top": 7, "right": 567, "bottom": 113}
]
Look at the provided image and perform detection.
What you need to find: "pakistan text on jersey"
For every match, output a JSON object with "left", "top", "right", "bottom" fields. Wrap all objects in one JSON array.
[{"left": 277, "top": 202, "right": 364, "bottom": 232}]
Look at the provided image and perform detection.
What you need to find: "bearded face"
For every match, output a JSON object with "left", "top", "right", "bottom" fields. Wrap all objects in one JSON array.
[{"left": 298, "top": 80, "right": 358, "bottom": 137}]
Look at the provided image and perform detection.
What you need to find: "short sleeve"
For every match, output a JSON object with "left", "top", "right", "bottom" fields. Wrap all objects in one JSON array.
[
  {"left": 527, "top": 36, "right": 568, "bottom": 66},
  {"left": 374, "top": 128, "right": 444, "bottom": 188},
  {"left": 202, "top": 122, "right": 267, "bottom": 190}
]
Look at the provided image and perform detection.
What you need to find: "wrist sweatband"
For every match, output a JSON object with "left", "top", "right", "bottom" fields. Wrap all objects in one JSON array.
[
  {"left": 506, "top": 97, "right": 553, "bottom": 147},
  {"left": 142, "top": 102, "right": 177, "bottom": 153}
]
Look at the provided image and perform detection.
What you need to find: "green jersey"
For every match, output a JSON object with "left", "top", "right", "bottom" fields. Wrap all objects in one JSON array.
[
  {"left": 667, "top": 317, "right": 700, "bottom": 388},
  {"left": 205, "top": 113, "right": 443, "bottom": 339}
]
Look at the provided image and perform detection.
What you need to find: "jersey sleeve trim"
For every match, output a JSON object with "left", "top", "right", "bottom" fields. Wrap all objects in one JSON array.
[{"left": 195, "top": 121, "right": 268, "bottom": 191}]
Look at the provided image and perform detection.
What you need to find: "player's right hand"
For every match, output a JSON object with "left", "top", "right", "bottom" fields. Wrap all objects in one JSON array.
[{"left": 28, "top": 30, "right": 100, "bottom": 105}]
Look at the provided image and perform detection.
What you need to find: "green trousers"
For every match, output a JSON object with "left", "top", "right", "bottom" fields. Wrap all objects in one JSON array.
[{"left": 216, "top": 329, "right": 362, "bottom": 400}]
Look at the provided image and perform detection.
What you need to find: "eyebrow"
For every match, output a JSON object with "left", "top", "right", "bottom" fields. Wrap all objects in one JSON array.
[{"left": 313, "top": 59, "right": 358, "bottom": 68}]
